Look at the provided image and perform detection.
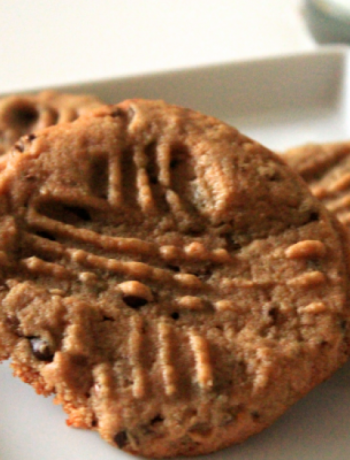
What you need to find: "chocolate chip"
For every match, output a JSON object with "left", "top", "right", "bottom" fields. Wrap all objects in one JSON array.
[
  {"left": 268, "top": 306, "right": 279, "bottom": 323},
  {"left": 185, "top": 228, "right": 203, "bottom": 237},
  {"left": 267, "top": 170, "right": 281, "bottom": 181},
  {"left": 309, "top": 211, "right": 319, "bottom": 222},
  {"left": 167, "top": 265, "right": 180, "bottom": 272},
  {"left": 150, "top": 414, "right": 164, "bottom": 425},
  {"left": 123, "top": 295, "right": 148, "bottom": 309},
  {"left": 29, "top": 337, "right": 54, "bottom": 361},
  {"left": 114, "top": 430, "right": 128, "bottom": 448},
  {"left": 340, "top": 319, "right": 347, "bottom": 332},
  {"left": 170, "top": 312, "right": 180, "bottom": 320},
  {"left": 27, "top": 133, "right": 36, "bottom": 141},
  {"left": 251, "top": 411, "right": 260, "bottom": 420},
  {"left": 102, "top": 316, "right": 114, "bottom": 322}
]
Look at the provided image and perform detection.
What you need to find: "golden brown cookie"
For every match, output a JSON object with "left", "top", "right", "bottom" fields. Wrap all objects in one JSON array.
[
  {"left": 283, "top": 141, "right": 350, "bottom": 226},
  {"left": 0, "top": 100, "right": 350, "bottom": 458},
  {"left": 0, "top": 90, "right": 104, "bottom": 156}
]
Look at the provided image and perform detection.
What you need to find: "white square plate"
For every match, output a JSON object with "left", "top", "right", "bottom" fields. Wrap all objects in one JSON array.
[{"left": 1, "top": 46, "right": 350, "bottom": 460}]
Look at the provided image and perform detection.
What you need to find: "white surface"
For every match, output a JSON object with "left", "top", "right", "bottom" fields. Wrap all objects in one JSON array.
[
  {"left": 0, "top": 0, "right": 314, "bottom": 93},
  {"left": 1, "top": 47, "right": 350, "bottom": 460}
]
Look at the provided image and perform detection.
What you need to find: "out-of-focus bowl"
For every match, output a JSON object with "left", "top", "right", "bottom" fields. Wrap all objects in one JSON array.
[{"left": 304, "top": 0, "right": 350, "bottom": 43}]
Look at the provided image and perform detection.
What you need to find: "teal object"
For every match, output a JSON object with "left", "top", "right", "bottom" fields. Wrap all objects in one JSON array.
[{"left": 304, "top": 0, "right": 350, "bottom": 43}]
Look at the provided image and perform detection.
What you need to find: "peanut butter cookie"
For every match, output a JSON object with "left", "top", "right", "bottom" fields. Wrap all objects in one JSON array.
[
  {"left": 0, "top": 90, "right": 104, "bottom": 156},
  {"left": 283, "top": 141, "right": 350, "bottom": 227},
  {"left": 0, "top": 100, "right": 350, "bottom": 457}
]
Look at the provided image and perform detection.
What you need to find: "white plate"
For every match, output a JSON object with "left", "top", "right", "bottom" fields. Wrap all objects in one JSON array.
[{"left": 1, "top": 46, "right": 350, "bottom": 460}]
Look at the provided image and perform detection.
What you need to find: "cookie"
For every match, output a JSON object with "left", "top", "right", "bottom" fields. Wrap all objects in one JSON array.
[
  {"left": 283, "top": 141, "right": 350, "bottom": 226},
  {"left": 0, "top": 90, "right": 104, "bottom": 156},
  {"left": 0, "top": 100, "right": 350, "bottom": 458}
]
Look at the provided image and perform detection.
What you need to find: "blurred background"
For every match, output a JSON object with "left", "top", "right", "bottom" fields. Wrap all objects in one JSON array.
[{"left": 0, "top": 0, "right": 317, "bottom": 93}]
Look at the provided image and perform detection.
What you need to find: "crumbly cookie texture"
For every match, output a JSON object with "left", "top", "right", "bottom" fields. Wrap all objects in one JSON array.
[
  {"left": 0, "top": 100, "right": 350, "bottom": 458},
  {"left": 283, "top": 141, "right": 350, "bottom": 226},
  {"left": 0, "top": 90, "right": 104, "bottom": 156}
]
